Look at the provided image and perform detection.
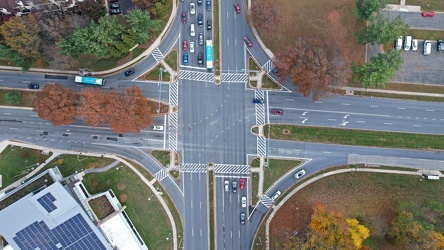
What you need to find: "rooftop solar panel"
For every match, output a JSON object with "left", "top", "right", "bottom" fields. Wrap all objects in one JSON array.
[{"left": 37, "top": 193, "right": 57, "bottom": 213}]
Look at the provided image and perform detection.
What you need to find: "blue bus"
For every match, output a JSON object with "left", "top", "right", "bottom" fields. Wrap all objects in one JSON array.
[
  {"left": 205, "top": 40, "right": 213, "bottom": 71},
  {"left": 75, "top": 76, "right": 105, "bottom": 86}
]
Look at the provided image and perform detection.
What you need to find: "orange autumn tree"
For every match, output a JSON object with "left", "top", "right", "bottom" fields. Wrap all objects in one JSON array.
[{"left": 79, "top": 87, "right": 120, "bottom": 127}]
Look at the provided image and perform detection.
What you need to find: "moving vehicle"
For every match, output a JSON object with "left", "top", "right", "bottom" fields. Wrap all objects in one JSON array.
[
  {"left": 207, "top": 19, "right": 212, "bottom": 30},
  {"left": 253, "top": 98, "right": 264, "bottom": 104},
  {"left": 294, "top": 169, "right": 306, "bottom": 179},
  {"left": 234, "top": 2, "right": 241, "bottom": 14},
  {"left": 197, "top": 0, "right": 202, "bottom": 5},
  {"left": 198, "top": 14, "right": 203, "bottom": 26},
  {"left": 243, "top": 36, "right": 253, "bottom": 47},
  {"left": 206, "top": 0, "right": 211, "bottom": 11},
  {"left": 232, "top": 181, "right": 237, "bottom": 193},
  {"left": 153, "top": 125, "right": 164, "bottom": 131},
  {"left": 124, "top": 68, "right": 135, "bottom": 77},
  {"left": 206, "top": 40, "right": 213, "bottom": 70},
  {"left": 75, "top": 76, "right": 105, "bottom": 86},
  {"left": 197, "top": 53, "right": 203, "bottom": 66},
  {"left": 198, "top": 33, "right": 204, "bottom": 45},
  {"left": 239, "top": 178, "right": 245, "bottom": 190},
  {"left": 109, "top": 9, "right": 122, "bottom": 15},
  {"left": 28, "top": 84, "right": 39, "bottom": 89},
  {"left": 411, "top": 39, "right": 418, "bottom": 51},
  {"left": 224, "top": 180, "right": 229, "bottom": 192},
  {"left": 190, "top": 3, "right": 195, "bottom": 14},
  {"left": 183, "top": 53, "right": 189, "bottom": 65},
  {"left": 190, "top": 24, "right": 195, "bottom": 37},
  {"left": 395, "top": 36, "right": 402, "bottom": 50},
  {"left": 189, "top": 42, "right": 195, "bottom": 53},
  {"left": 271, "top": 109, "right": 283, "bottom": 115},
  {"left": 404, "top": 36, "right": 412, "bottom": 51},
  {"left": 109, "top": 3, "right": 120, "bottom": 8},
  {"left": 240, "top": 213, "right": 245, "bottom": 224},
  {"left": 271, "top": 191, "right": 281, "bottom": 202},
  {"left": 183, "top": 40, "right": 188, "bottom": 51},
  {"left": 241, "top": 197, "right": 246, "bottom": 208},
  {"left": 424, "top": 40, "right": 431, "bottom": 55},
  {"left": 181, "top": 12, "right": 187, "bottom": 24},
  {"left": 438, "top": 40, "right": 444, "bottom": 52},
  {"left": 422, "top": 11, "right": 435, "bottom": 17}
]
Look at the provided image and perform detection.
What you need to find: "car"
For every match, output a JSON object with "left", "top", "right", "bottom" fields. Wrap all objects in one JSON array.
[
  {"left": 253, "top": 98, "right": 264, "bottom": 104},
  {"left": 181, "top": 12, "right": 187, "bottom": 24},
  {"left": 28, "top": 84, "right": 39, "bottom": 89},
  {"left": 404, "top": 36, "right": 411, "bottom": 51},
  {"left": 207, "top": 19, "right": 212, "bottom": 30},
  {"left": 243, "top": 36, "right": 253, "bottom": 47},
  {"left": 183, "top": 53, "right": 189, "bottom": 65},
  {"left": 206, "top": 0, "right": 211, "bottom": 11},
  {"left": 124, "top": 68, "right": 135, "bottom": 77},
  {"left": 234, "top": 2, "right": 241, "bottom": 14},
  {"left": 190, "top": 3, "right": 196, "bottom": 14},
  {"left": 109, "top": 0, "right": 118, "bottom": 2},
  {"left": 424, "top": 40, "right": 431, "bottom": 55},
  {"left": 241, "top": 197, "right": 247, "bottom": 208},
  {"left": 239, "top": 178, "right": 245, "bottom": 190},
  {"left": 190, "top": 24, "right": 195, "bottom": 37},
  {"left": 411, "top": 39, "right": 418, "bottom": 51},
  {"left": 271, "top": 191, "right": 281, "bottom": 202},
  {"left": 294, "top": 169, "right": 306, "bottom": 179},
  {"left": 109, "top": 9, "right": 122, "bottom": 15},
  {"left": 232, "top": 181, "right": 237, "bottom": 193},
  {"left": 224, "top": 180, "right": 229, "bottom": 192},
  {"left": 183, "top": 40, "right": 188, "bottom": 51},
  {"left": 272, "top": 67, "right": 282, "bottom": 77},
  {"left": 197, "top": 0, "right": 202, "bottom": 5},
  {"left": 198, "top": 33, "right": 204, "bottom": 45},
  {"left": 189, "top": 42, "right": 195, "bottom": 53},
  {"left": 198, "top": 14, "right": 203, "bottom": 26},
  {"left": 197, "top": 53, "right": 203, "bottom": 66},
  {"left": 438, "top": 40, "right": 444, "bottom": 52},
  {"left": 109, "top": 3, "right": 120, "bottom": 8},
  {"left": 422, "top": 11, "right": 435, "bottom": 17},
  {"left": 153, "top": 125, "right": 164, "bottom": 131},
  {"left": 395, "top": 36, "right": 402, "bottom": 50},
  {"left": 240, "top": 213, "right": 246, "bottom": 224},
  {"left": 271, "top": 109, "right": 283, "bottom": 115}
]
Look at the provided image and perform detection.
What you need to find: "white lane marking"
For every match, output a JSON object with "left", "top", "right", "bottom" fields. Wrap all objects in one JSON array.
[
  {"left": 323, "top": 151, "right": 332, "bottom": 154},
  {"left": 285, "top": 99, "right": 294, "bottom": 101},
  {"left": 342, "top": 103, "right": 350, "bottom": 105},
  {"left": 286, "top": 107, "right": 390, "bottom": 117},
  {"left": 413, "top": 125, "right": 422, "bottom": 127},
  {"left": 344, "top": 115, "right": 349, "bottom": 119},
  {"left": 384, "top": 123, "right": 393, "bottom": 125},
  {"left": 398, "top": 107, "right": 406, "bottom": 110},
  {"left": 302, "top": 119, "right": 308, "bottom": 124},
  {"left": 426, "top": 109, "right": 435, "bottom": 112},
  {"left": 327, "top": 119, "right": 336, "bottom": 121},
  {"left": 3, "top": 113, "right": 11, "bottom": 115},
  {"left": 356, "top": 121, "right": 365, "bottom": 123},
  {"left": 370, "top": 105, "right": 378, "bottom": 108},
  {"left": 302, "top": 112, "right": 308, "bottom": 116},
  {"left": 314, "top": 101, "right": 323, "bottom": 103},
  {"left": 191, "top": 201, "right": 193, "bottom": 208}
]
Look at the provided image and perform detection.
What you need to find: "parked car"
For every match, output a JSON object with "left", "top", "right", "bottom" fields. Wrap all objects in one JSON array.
[
  {"left": 198, "top": 14, "right": 203, "bottom": 26},
  {"left": 404, "top": 36, "right": 412, "bottom": 51},
  {"left": 232, "top": 181, "right": 237, "bottom": 193},
  {"left": 198, "top": 33, "right": 204, "bottom": 45},
  {"left": 198, "top": 53, "right": 203, "bottom": 66},
  {"left": 153, "top": 125, "right": 164, "bottom": 131},
  {"left": 181, "top": 12, "right": 187, "bottom": 24},
  {"left": 395, "top": 36, "right": 402, "bottom": 50},
  {"left": 109, "top": 9, "right": 123, "bottom": 15},
  {"left": 240, "top": 213, "right": 245, "bottom": 224},
  {"left": 411, "top": 39, "right": 418, "bottom": 51},
  {"left": 189, "top": 42, "right": 195, "bottom": 53},
  {"left": 243, "top": 36, "right": 253, "bottom": 47},
  {"left": 241, "top": 197, "right": 246, "bottom": 208},
  {"left": 28, "top": 84, "right": 39, "bottom": 89},
  {"left": 294, "top": 169, "right": 306, "bottom": 179},
  {"left": 224, "top": 180, "right": 229, "bottom": 192},
  {"left": 183, "top": 40, "right": 188, "bottom": 51},
  {"left": 190, "top": 3, "right": 196, "bottom": 14},
  {"left": 109, "top": 3, "right": 120, "bottom": 8},
  {"left": 271, "top": 109, "right": 283, "bottom": 115},
  {"left": 124, "top": 68, "right": 135, "bottom": 77},
  {"left": 183, "top": 53, "right": 189, "bottom": 65},
  {"left": 206, "top": 0, "right": 211, "bottom": 11},
  {"left": 271, "top": 191, "right": 281, "bottom": 202},
  {"left": 253, "top": 98, "right": 264, "bottom": 104},
  {"left": 109, "top": 0, "right": 119, "bottom": 3},
  {"left": 438, "top": 40, "right": 444, "bottom": 52},
  {"left": 207, "top": 19, "right": 212, "bottom": 30},
  {"left": 239, "top": 178, "right": 245, "bottom": 190},
  {"left": 234, "top": 2, "right": 241, "bottom": 14},
  {"left": 422, "top": 11, "right": 435, "bottom": 17},
  {"left": 424, "top": 40, "right": 431, "bottom": 55}
]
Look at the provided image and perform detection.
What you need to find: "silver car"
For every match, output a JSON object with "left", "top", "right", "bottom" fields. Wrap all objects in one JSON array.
[{"left": 198, "top": 33, "right": 204, "bottom": 46}]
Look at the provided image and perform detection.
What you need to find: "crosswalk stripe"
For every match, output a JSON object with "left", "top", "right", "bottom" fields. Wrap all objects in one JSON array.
[
  {"left": 214, "top": 164, "right": 250, "bottom": 174},
  {"left": 154, "top": 169, "right": 169, "bottom": 181},
  {"left": 179, "top": 70, "right": 214, "bottom": 82},
  {"left": 180, "top": 163, "right": 208, "bottom": 173}
]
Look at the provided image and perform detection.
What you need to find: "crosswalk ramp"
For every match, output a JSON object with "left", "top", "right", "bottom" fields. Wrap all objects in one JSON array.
[
  {"left": 152, "top": 48, "right": 164, "bottom": 62},
  {"left": 214, "top": 164, "right": 250, "bottom": 174},
  {"left": 257, "top": 136, "right": 266, "bottom": 157},
  {"left": 154, "top": 169, "right": 169, "bottom": 181},
  {"left": 179, "top": 70, "right": 214, "bottom": 82},
  {"left": 220, "top": 73, "right": 248, "bottom": 83},
  {"left": 260, "top": 195, "right": 274, "bottom": 208},
  {"left": 180, "top": 163, "right": 208, "bottom": 173}
]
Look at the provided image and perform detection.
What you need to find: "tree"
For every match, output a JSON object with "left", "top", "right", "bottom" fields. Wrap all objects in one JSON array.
[
  {"left": 0, "top": 45, "right": 35, "bottom": 71},
  {"left": 249, "top": 0, "right": 279, "bottom": 31},
  {"left": 352, "top": 49, "right": 403, "bottom": 88},
  {"left": 346, "top": 218, "right": 370, "bottom": 249},
  {"left": 274, "top": 38, "right": 350, "bottom": 100},
  {"left": 354, "top": 0, "right": 384, "bottom": 20},
  {"left": 355, "top": 14, "right": 409, "bottom": 45},
  {"left": 127, "top": 9, "right": 161, "bottom": 44},
  {"left": 32, "top": 84, "right": 78, "bottom": 126},
  {"left": 0, "top": 15, "right": 41, "bottom": 58},
  {"left": 74, "top": 0, "right": 105, "bottom": 23},
  {"left": 4, "top": 91, "right": 22, "bottom": 105},
  {"left": 78, "top": 87, "right": 119, "bottom": 127}
]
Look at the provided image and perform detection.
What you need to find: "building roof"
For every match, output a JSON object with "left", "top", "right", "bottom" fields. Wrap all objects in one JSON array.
[{"left": 0, "top": 181, "right": 112, "bottom": 250}]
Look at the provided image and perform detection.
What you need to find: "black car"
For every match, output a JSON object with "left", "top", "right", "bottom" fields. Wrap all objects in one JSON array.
[
  {"left": 438, "top": 40, "right": 444, "bottom": 52},
  {"left": 109, "top": 8, "right": 122, "bottom": 14},
  {"left": 28, "top": 84, "right": 39, "bottom": 89},
  {"left": 197, "top": 0, "right": 202, "bottom": 5},
  {"left": 206, "top": 0, "right": 211, "bottom": 11},
  {"left": 124, "top": 68, "right": 135, "bottom": 77},
  {"left": 240, "top": 213, "right": 246, "bottom": 225},
  {"left": 109, "top": 3, "right": 120, "bottom": 8},
  {"left": 197, "top": 53, "right": 203, "bottom": 66},
  {"left": 207, "top": 19, "right": 212, "bottom": 30},
  {"left": 253, "top": 98, "right": 264, "bottom": 104},
  {"left": 198, "top": 14, "right": 203, "bottom": 27},
  {"left": 198, "top": 33, "right": 204, "bottom": 46}
]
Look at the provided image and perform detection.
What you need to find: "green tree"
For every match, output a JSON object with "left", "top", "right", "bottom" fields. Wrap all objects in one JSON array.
[
  {"left": 0, "top": 15, "right": 41, "bottom": 58},
  {"left": 127, "top": 9, "right": 161, "bottom": 44},
  {"left": 352, "top": 50, "right": 403, "bottom": 88},
  {"left": 0, "top": 45, "right": 35, "bottom": 71},
  {"left": 4, "top": 91, "right": 22, "bottom": 105},
  {"left": 354, "top": 0, "right": 383, "bottom": 20},
  {"left": 355, "top": 14, "right": 409, "bottom": 45}
]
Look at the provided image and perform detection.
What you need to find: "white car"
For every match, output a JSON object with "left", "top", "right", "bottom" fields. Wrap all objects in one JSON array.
[
  {"left": 271, "top": 191, "right": 281, "bottom": 202},
  {"left": 153, "top": 125, "right": 164, "bottom": 131},
  {"left": 224, "top": 180, "right": 229, "bottom": 192},
  {"left": 294, "top": 169, "right": 306, "bottom": 179},
  {"left": 395, "top": 36, "right": 402, "bottom": 50},
  {"left": 189, "top": 42, "right": 195, "bottom": 53},
  {"left": 190, "top": 24, "right": 195, "bottom": 37},
  {"left": 411, "top": 39, "right": 418, "bottom": 51},
  {"left": 241, "top": 196, "right": 246, "bottom": 208},
  {"left": 190, "top": 3, "right": 195, "bottom": 15}
]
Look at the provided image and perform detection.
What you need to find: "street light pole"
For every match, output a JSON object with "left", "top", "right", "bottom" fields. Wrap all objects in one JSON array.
[{"left": 158, "top": 68, "right": 165, "bottom": 114}]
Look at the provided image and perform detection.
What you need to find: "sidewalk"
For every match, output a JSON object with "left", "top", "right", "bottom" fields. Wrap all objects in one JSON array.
[{"left": 342, "top": 86, "right": 444, "bottom": 97}]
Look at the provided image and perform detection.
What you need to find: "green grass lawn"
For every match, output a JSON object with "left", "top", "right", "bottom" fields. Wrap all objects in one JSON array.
[
  {"left": 213, "top": 0, "right": 220, "bottom": 74},
  {"left": 131, "top": 47, "right": 145, "bottom": 59},
  {"left": 0, "top": 90, "right": 35, "bottom": 107},
  {"left": 261, "top": 76, "right": 281, "bottom": 89},
  {"left": 145, "top": 64, "right": 171, "bottom": 81},
  {"left": 251, "top": 171, "right": 260, "bottom": 206},
  {"left": 265, "top": 125, "right": 444, "bottom": 150},
  {"left": 164, "top": 50, "right": 178, "bottom": 71},
  {"left": 42, "top": 154, "right": 115, "bottom": 177},
  {"left": 354, "top": 91, "right": 444, "bottom": 102},
  {"left": 208, "top": 171, "right": 215, "bottom": 250},
  {"left": 82, "top": 165, "right": 173, "bottom": 250},
  {"left": 408, "top": 29, "right": 444, "bottom": 41},
  {"left": 151, "top": 150, "right": 171, "bottom": 167},
  {"left": 384, "top": 82, "right": 444, "bottom": 94},
  {"left": 250, "top": 158, "right": 260, "bottom": 168},
  {"left": 0, "top": 145, "right": 52, "bottom": 188},
  {"left": 407, "top": 0, "right": 444, "bottom": 11},
  {"left": 263, "top": 159, "right": 302, "bottom": 192}
]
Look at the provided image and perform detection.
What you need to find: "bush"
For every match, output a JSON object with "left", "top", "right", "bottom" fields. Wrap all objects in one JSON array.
[{"left": 5, "top": 90, "right": 22, "bottom": 105}]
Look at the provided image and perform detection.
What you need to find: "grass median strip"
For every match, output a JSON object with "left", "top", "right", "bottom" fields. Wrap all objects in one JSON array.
[
  {"left": 354, "top": 91, "right": 444, "bottom": 102},
  {"left": 265, "top": 125, "right": 444, "bottom": 150},
  {"left": 209, "top": 170, "right": 215, "bottom": 250}
]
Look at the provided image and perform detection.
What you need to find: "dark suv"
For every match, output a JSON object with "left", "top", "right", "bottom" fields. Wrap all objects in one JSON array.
[
  {"left": 207, "top": 19, "right": 212, "bottom": 30},
  {"left": 253, "top": 98, "right": 264, "bottom": 104},
  {"left": 438, "top": 40, "right": 444, "bottom": 52},
  {"left": 198, "top": 14, "right": 203, "bottom": 27},
  {"left": 206, "top": 0, "right": 211, "bottom": 11},
  {"left": 197, "top": 53, "right": 203, "bottom": 66},
  {"left": 28, "top": 84, "right": 39, "bottom": 89},
  {"left": 124, "top": 68, "right": 135, "bottom": 77}
]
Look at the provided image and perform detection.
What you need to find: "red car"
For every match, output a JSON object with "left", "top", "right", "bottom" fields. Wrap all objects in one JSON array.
[
  {"left": 243, "top": 36, "right": 253, "bottom": 47},
  {"left": 183, "top": 40, "right": 188, "bottom": 51},
  {"left": 271, "top": 109, "right": 283, "bottom": 115},
  {"left": 239, "top": 178, "right": 245, "bottom": 190},
  {"left": 181, "top": 12, "right": 187, "bottom": 23},
  {"left": 234, "top": 2, "right": 241, "bottom": 14},
  {"left": 422, "top": 11, "right": 435, "bottom": 17}
]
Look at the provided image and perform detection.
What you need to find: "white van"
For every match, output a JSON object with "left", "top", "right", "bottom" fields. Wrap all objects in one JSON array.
[
  {"left": 424, "top": 40, "right": 431, "bottom": 55},
  {"left": 396, "top": 36, "right": 402, "bottom": 50},
  {"left": 404, "top": 36, "right": 412, "bottom": 51},
  {"left": 190, "top": 24, "right": 195, "bottom": 37}
]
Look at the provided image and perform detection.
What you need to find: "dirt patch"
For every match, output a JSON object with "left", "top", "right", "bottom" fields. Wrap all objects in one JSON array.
[
  {"left": 117, "top": 182, "right": 126, "bottom": 191},
  {"left": 119, "top": 193, "right": 128, "bottom": 202},
  {"left": 282, "top": 129, "right": 291, "bottom": 135}
]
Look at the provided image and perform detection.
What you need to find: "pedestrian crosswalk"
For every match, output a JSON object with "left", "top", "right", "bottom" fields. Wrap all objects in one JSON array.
[
  {"left": 154, "top": 169, "right": 169, "bottom": 181},
  {"left": 179, "top": 70, "right": 214, "bottom": 82},
  {"left": 168, "top": 112, "right": 178, "bottom": 151},
  {"left": 214, "top": 164, "right": 250, "bottom": 174},
  {"left": 255, "top": 89, "right": 265, "bottom": 126},
  {"left": 152, "top": 48, "right": 164, "bottom": 62},
  {"left": 180, "top": 163, "right": 208, "bottom": 173},
  {"left": 260, "top": 195, "right": 273, "bottom": 208},
  {"left": 220, "top": 73, "right": 248, "bottom": 83},
  {"left": 257, "top": 136, "right": 266, "bottom": 157},
  {"left": 261, "top": 60, "right": 274, "bottom": 73},
  {"left": 169, "top": 81, "right": 179, "bottom": 107}
]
